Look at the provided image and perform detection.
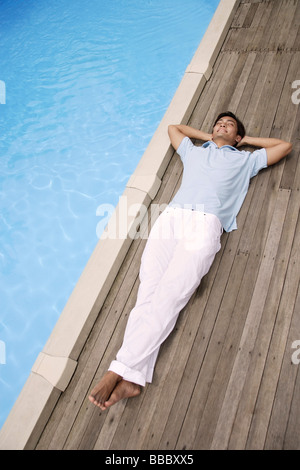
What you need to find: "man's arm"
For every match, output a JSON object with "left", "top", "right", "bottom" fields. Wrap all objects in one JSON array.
[
  {"left": 239, "top": 135, "right": 292, "bottom": 166},
  {"left": 168, "top": 124, "right": 212, "bottom": 151}
]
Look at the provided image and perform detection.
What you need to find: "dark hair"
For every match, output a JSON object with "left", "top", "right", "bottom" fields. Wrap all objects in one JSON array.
[{"left": 213, "top": 111, "right": 246, "bottom": 145}]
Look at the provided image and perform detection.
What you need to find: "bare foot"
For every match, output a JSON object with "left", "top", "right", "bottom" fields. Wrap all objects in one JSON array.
[
  {"left": 89, "top": 371, "right": 121, "bottom": 410},
  {"left": 104, "top": 379, "right": 141, "bottom": 409}
]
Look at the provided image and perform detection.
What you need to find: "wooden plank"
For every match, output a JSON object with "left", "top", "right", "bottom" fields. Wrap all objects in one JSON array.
[
  {"left": 242, "top": 52, "right": 277, "bottom": 134},
  {"left": 229, "top": 188, "right": 298, "bottom": 449},
  {"left": 249, "top": 0, "right": 283, "bottom": 52},
  {"left": 243, "top": 186, "right": 300, "bottom": 449},
  {"left": 262, "top": 161, "right": 300, "bottom": 450},
  {"left": 293, "top": 20, "right": 300, "bottom": 50},
  {"left": 257, "top": 52, "right": 293, "bottom": 139},
  {"left": 257, "top": 52, "right": 293, "bottom": 136},
  {"left": 242, "top": 3, "right": 260, "bottom": 29},
  {"left": 227, "top": 52, "right": 257, "bottom": 112},
  {"left": 231, "top": 2, "right": 252, "bottom": 29},
  {"left": 223, "top": 1, "right": 282, "bottom": 52},
  {"left": 234, "top": 9, "right": 264, "bottom": 52},
  {"left": 236, "top": 51, "right": 266, "bottom": 121},
  {"left": 186, "top": 254, "right": 255, "bottom": 449},
  {"left": 279, "top": 51, "right": 300, "bottom": 189},
  {"left": 210, "top": 188, "right": 291, "bottom": 449},
  {"left": 264, "top": 286, "right": 300, "bottom": 450},
  {"left": 190, "top": 51, "right": 242, "bottom": 132},
  {"left": 285, "top": 0, "right": 300, "bottom": 50},
  {"left": 93, "top": 397, "right": 127, "bottom": 450},
  {"left": 283, "top": 288, "right": 300, "bottom": 450},
  {"left": 221, "top": 25, "right": 242, "bottom": 52},
  {"left": 234, "top": 49, "right": 291, "bottom": 245},
  {"left": 268, "top": 0, "right": 298, "bottom": 52},
  {"left": 201, "top": 52, "right": 246, "bottom": 126}
]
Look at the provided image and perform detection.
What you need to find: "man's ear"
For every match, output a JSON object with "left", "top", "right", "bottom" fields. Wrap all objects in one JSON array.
[{"left": 235, "top": 135, "right": 242, "bottom": 144}]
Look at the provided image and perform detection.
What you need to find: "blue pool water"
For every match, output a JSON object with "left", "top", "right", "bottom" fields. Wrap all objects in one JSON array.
[{"left": 0, "top": 0, "right": 219, "bottom": 428}]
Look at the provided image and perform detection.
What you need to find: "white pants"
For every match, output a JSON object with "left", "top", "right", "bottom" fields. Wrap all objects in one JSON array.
[{"left": 109, "top": 207, "right": 222, "bottom": 386}]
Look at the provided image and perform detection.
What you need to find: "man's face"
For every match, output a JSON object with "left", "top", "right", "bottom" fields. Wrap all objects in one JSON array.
[{"left": 212, "top": 116, "right": 241, "bottom": 146}]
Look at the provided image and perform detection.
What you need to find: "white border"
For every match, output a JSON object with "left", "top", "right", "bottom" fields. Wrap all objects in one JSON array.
[{"left": 0, "top": 0, "right": 239, "bottom": 449}]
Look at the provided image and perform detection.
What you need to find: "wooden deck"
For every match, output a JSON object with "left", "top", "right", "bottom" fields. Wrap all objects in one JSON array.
[{"left": 35, "top": 0, "right": 300, "bottom": 450}]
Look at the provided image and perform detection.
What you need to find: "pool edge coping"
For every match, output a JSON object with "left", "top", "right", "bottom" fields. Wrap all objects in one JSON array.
[{"left": 0, "top": 0, "right": 240, "bottom": 450}]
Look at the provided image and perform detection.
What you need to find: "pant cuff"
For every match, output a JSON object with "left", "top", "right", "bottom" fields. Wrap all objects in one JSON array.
[{"left": 108, "top": 360, "right": 146, "bottom": 387}]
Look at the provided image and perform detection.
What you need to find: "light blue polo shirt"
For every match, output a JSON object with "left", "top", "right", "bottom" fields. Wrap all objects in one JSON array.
[{"left": 169, "top": 137, "right": 268, "bottom": 232}]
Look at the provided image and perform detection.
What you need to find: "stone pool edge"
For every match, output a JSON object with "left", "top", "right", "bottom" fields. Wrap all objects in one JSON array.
[{"left": 0, "top": 0, "right": 239, "bottom": 450}]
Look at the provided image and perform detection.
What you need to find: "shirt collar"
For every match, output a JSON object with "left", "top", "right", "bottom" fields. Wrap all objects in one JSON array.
[{"left": 202, "top": 140, "right": 239, "bottom": 151}]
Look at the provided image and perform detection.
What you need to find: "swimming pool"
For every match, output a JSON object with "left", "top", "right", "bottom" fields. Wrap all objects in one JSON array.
[{"left": 0, "top": 0, "right": 219, "bottom": 428}]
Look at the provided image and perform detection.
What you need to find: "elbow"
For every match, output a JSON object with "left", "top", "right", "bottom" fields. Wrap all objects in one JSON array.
[
  {"left": 282, "top": 140, "right": 293, "bottom": 158},
  {"left": 280, "top": 141, "right": 293, "bottom": 161},
  {"left": 168, "top": 124, "right": 173, "bottom": 136},
  {"left": 168, "top": 124, "right": 180, "bottom": 140}
]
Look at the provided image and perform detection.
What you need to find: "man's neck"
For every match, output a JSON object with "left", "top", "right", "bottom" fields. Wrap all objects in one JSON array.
[{"left": 212, "top": 136, "right": 236, "bottom": 148}]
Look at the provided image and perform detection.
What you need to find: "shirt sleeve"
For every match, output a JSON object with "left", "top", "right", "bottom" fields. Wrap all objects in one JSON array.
[
  {"left": 249, "top": 148, "right": 268, "bottom": 178},
  {"left": 176, "top": 136, "right": 195, "bottom": 164}
]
